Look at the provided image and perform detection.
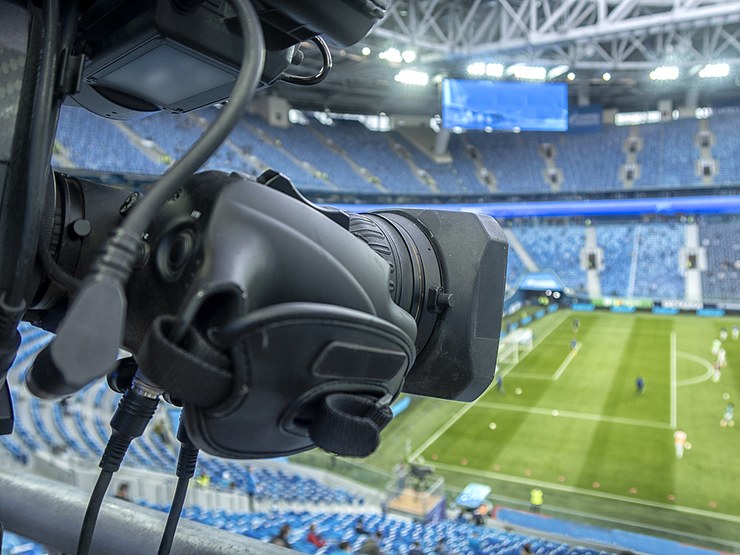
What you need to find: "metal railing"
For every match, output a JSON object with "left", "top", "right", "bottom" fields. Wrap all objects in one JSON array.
[{"left": 0, "top": 468, "right": 290, "bottom": 555}]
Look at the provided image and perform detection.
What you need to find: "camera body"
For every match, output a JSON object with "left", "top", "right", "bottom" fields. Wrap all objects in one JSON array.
[{"left": 0, "top": 0, "right": 508, "bottom": 459}]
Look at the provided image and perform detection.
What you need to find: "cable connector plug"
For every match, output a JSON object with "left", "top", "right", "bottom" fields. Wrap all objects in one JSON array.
[
  {"left": 175, "top": 423, "right": 199, "bottom": 479},
  {"left": 101, "top": 385, "right": 159, "bottom": 473},
  {"left": 27, "top": 229, "right": 142, "bottom": 400}
]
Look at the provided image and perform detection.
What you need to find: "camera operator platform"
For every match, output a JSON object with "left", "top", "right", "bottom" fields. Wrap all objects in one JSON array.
[{"left": 385, "top": 463, "right": 447, "bottom": 524}]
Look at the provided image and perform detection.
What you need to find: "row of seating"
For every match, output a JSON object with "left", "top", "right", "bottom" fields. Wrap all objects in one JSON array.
[
  {"left": 1, "top": 531, "right": 46, "bottom": 555},
  {"left": 699, "top": 217, "right": 740, "bottom": 301},
  {"left": 137, "top": 505, "right": 609, "bottom": 555},
  {"left": 506, "top": 220, "right": 691, "bottom": 300},
  {"left": 53, "top": 106, "right": 740, "bottom": 196}
]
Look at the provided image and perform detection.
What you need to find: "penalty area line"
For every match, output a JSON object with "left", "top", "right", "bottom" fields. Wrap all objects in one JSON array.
[
  {"left": 499, "top": 310, "right": 570, "bottom": 381},
  {"left": 552, "top": 342, "right": 581, "bottom": 380}
]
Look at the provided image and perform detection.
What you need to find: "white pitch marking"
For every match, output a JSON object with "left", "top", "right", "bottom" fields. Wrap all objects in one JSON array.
[
  {"left": 410, "top": 310, "right": 569, "bottom": 461},
  {"left": 474, "top": 401, "right": 671, "bottom": 430},
  {"left": 499, "top": 310, "right": 570, "bottom": 380},
  {"left": 552, "top": 342, "right": 581, "bottom": 380},
  {"left": 676, "top": 352, "right": 715, "bottom": 386},
  {"left": 670, "top": 331, "right": 677, "bottom": 429}
]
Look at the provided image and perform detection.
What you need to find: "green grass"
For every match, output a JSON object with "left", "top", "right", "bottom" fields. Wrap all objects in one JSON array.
[{"left": 293, "top": 310, "right": 740, "bottom": 551}]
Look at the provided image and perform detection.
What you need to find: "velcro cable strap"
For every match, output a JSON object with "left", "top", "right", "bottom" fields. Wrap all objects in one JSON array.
[
  {"left": 138, "top": 315, "right": 232, "bottom": 407},
  {"left": 309, "top": 393, "right": 393, "bottom": 457}
]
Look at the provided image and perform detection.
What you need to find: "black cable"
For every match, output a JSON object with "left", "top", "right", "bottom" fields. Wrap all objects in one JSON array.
[
  {"left": 158, "top": 478, "right": 190, "bottom": 555},
  {"left": 77, "top": 384, "right": 160, "bottom": 555},
  {"left": 76, "top": 469, "right": 113, "bottom": 555},
  {"left": 280, "top": 36, "right": 333, "bottom": 86},
  {"left": 157, "top": 421, "right": 199, "bottom": 555},
  {"left": 7, "top": 0, "right": 60, "bottom": 306}
]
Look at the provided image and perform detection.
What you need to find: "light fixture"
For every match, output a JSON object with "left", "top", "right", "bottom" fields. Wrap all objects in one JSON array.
[
  {"left": 485, "top": 63, "right": 504, "bottom": 77},
  {"left": 547, "top": 65, "right": 570, "bottom": 79},
  {"left": 402, "top": 50, "right": 417, "bottom": 63},
  {"left": 512, "top": 65, "right": 546, "bottom": 80},
  {"left": 379, "top": 48, "right": 403, "bottom": 63},
  {"left": 649, "top": 65, "right": 679, "bottom": 81},
  {"left": 394, "top": 69, "right": 429, "bottom": 86},
  {"left": 602, "top": 72, "right": 611, "bottom": 81},
  {"left": 467, "top": 62, "right": 486, "bottom": 76},
  {"left": 698, "top": 63, "right": 729, "bottom": 78},
  {"left": 567, "top": 72, "right": 576, "bottom": 81},
  {"left": 361, "top": 46, "right": 371, "bottom": 56}
]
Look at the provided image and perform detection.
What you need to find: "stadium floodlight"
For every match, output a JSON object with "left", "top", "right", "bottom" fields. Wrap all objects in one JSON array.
[
  {"left": 486, "top": 63, "right": 504, "bottom": 77},
  {"left": 567, "top": 72, "right": 576, "bottom": 81},
  {"left": 649, "top": 65, "right": 679, "bottom": 80},
  {"left": 361, "top": 46, "right": 371, "bottom": 56},
  {"left": 379, "top": 47, "right": 403, "bottom": 63},
  {"left": 402, "top": 50, "right": 417, "bottom": 63},
  {"left": 547, "top": 65, "right": 570, "bottom": 79},
  {"left": 394, "top": 69, "right": 429, "bottom": 86},
  {"left": 467, "top": 62, "right": 486, "bottom": 76},
  {"left": 512, "top": 65, "right": 547, "bottom": 80},
  {"left": 602, "top": 72, "right": 611, "bottom": 81},
  {"left": 699, "top": 63, "right": 729, "bottom": 78}
]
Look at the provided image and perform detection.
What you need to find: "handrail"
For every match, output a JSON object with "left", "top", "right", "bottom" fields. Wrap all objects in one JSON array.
[{"left": 0, "top": 468, "right": 290, "bottom": 555}]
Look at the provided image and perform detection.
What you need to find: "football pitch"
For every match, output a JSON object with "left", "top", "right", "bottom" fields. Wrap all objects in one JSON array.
[{"left": 360, "top": 309, "right": 740, "bottom": 550}]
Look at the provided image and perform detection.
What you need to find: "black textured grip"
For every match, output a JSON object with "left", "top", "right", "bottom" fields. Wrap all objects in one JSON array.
[{"left": 309, "top": 393, "right": 392, "bottom": 457}]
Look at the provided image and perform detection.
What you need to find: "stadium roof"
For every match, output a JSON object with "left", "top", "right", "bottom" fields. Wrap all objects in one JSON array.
[{"left": 265, "top": 0, "right": 740, "bottom": 116}]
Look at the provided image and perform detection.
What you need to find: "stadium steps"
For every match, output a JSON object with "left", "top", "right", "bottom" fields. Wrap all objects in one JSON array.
[
  {"left": 307, "top": 126, "right": 388, "bottom": 193},
  {"left": 241, "top": 121, "right": 339, "bottom": 191}
]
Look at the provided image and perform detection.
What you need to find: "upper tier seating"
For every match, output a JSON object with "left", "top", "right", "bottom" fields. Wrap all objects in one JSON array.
[{"left": 55, "top": 107, "right": 740, "bottom": 196}]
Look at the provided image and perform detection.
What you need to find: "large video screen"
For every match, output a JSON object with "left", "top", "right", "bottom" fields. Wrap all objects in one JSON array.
[{"left": 442, "top": 79, "right": 568, "bottom": 131}]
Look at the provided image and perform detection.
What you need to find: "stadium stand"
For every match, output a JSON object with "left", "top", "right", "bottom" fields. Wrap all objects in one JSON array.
[
  {"left": 464, "top": 132, "right": 548, "bottom": 195},
  {"left": 121, "top": 111, "right": 257, "bottom": 177},
  {"left": 137, "top": 505, "right": 611, "bottom": 555},
  {"left": 391, "top": 133, "right": 489, "bottom": 195},
  {"left": 553, "top": 127, "right": 626, "bottom": 192},
  {"left": 708, "top": 110, "right": 740, "bottom": 186},
  {"left": 504, "top": 241, "right": 526, "bottom": 291},
  {"left": 54, "top": 107, "right": 740, "bottom": 196},
  {"left": 503, "top": 220, "right": 689, "bottom": 301},
  {"left": 631, "top": 221, "right": 685, "bottom": 299},
  {"left": 509, "top": 223, "right": 586, "bottom": 291},
  {"left": 636, "top": 119, "right": 699, "bottom": 188},
  {"left": 699, "top": 216, "right": 740, "bottom": 301},
  {"left": 310, "top": 120, "right": 425, "bottom": 194},
  {"left": 1, "top": 531, "right": 47, "bottom": 555},
  {"left": 448, "top": 136, "right": 497, "bottom": 192},
  {"left": 596, "top": 223, "right": 635, "bottom": 298},
  {"left": 243, "top": 119, "right": 378, "bottom": 193},
  {"left": 54, "top": 107, "right": 165, "bottom": 175}
]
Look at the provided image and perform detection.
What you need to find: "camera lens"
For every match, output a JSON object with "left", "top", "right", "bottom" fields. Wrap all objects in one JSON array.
[{"left": 348, "top": 211, "right": 442, "bottom": 355}]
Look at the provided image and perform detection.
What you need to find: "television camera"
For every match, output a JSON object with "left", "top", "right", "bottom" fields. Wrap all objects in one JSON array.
[{"left": 0, "top": 0, "right": 507, "bottom": 552}]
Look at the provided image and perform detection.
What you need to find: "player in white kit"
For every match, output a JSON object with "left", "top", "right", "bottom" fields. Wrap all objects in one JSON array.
[{"left": 674, "top": 430, "right": 687, "bottom": 459}]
